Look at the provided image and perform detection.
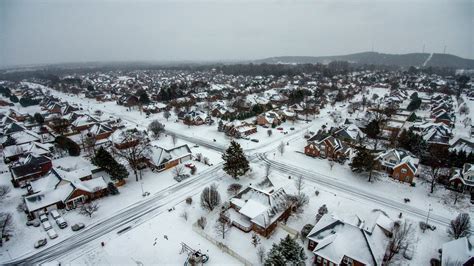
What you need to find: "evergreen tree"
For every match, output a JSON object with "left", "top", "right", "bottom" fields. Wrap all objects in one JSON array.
[
  {"left": 222, "top": 141, "right": 250, "bottom": 179},
  {"left": 264, "top": 235, "right": 306, "bottom": 266},
  {"left": 350, "top": 147, "right": 377, "bottom": 182},
  {"left": 9, "top": 95, "right": 18, "bottom": 103},
  {"left": 107, "top": 182, "right": 119, "bottom": 195},
  {"left": 92, "top": 147, "right": 116, "bottom": 171},
  {"left": 33, "top": 113, "right": 44, "bottom": 124},
  {"left": 110, "top": 163, "right": 129, "bottom": 181}
]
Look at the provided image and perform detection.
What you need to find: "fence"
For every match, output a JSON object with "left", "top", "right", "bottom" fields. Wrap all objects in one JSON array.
[{"left": 192, "top": 223, "right": 253, "bottom": 266}]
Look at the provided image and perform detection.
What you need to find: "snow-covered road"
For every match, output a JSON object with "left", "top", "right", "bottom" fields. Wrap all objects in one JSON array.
[
  {"left": 257, "top": 153, "right": 469, "bottom": 231},
  {"left": 7, "top": 164, "right": 225, "bottom": 265}
]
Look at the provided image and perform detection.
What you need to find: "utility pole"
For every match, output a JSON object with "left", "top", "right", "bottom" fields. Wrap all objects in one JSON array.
[{"left": 423, "top": 204, "right": 433, "bottom": 233}]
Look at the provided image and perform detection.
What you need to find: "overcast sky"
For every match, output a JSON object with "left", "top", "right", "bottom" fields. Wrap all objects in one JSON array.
[{"left": 0, "top": 0, "right": 472, "bottom": 67}]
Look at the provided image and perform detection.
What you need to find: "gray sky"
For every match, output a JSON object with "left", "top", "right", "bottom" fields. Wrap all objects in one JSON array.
[{"left": 0, "top": 0, "right": 472, "bottom": 67}]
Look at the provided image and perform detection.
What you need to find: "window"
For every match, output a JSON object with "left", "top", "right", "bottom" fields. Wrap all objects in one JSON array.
[
  {"left": 401, "top": 168, "right": 407, "bottom": 174},
  {"left": 317, "top": 257, "right": 322, "bottom": 263},
  {"left": 323, "top": 260, "right": 327, "bottom": 266}
]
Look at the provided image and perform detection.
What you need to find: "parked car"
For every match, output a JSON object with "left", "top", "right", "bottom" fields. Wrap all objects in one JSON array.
[
  {"left": 47, "top": 229, "right": 58, "bottom": 239},
  {"left": 42, "top": 221, "right": 52, "bottom": 231},
  {"left": 290, "top": 127, "right": 295, "bottom": 130},
  {"left": 277, "top": 127, "right": 283, "bottom": 130},
  {"left": 26, "top": 220, "right": 41, "bottom": 227},
  {"left": 34, "top": 238, "right": 47, "bottom": 249},
  {"left": 38, "top": 209, "right": 47, "bottom": 216},
  {"left": 184, "top": 163, "right": 196, "bottom": 169},
  {"left": 251, "top": 139, "right": 259, "bottom": 143},
  {"left": 50, "top": 210, "right": 61, "bottom": 220},
  {"left": 39, "top": 214, "right": 49, "bottom": 223},
  {"left": 193, "top": 144, "right": 199, "bottom": 148},
  {"left": 56, "top": 217, "right": 68, "bottom": 229},
  {"left": 71, "top": 223, "right": 85, "bottom": 232}
]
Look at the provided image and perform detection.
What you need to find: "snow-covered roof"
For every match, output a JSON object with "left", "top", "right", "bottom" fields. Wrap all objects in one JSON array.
[{"left": 441, "top": 236, "right": 474, "bottom": 266}]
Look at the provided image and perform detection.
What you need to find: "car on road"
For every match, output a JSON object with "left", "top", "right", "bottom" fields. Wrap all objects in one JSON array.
[
  {"left": 184, "top": 163, "right": 195, "bottom": 169},
  {"left": 26, "top": 220, "right": 41, "bottom": 227},
  {"left": 34, "top": 238, "right": 47, "bottom": 249},
  {"left": 39, "top": 214, "right": 49, "bottom": 222},
  {"left": 42, "top": 221, "right": 52, "bottom": 231},
  {"left": 193, "top": 144, "right": 199, "bottom": 148},
  {"left": 47, "top": 229, "right": 58, "bottom": 239},
  {"left": 277, "top": 127, "right": 283, "bottom": 130},
  {"left": 251, "top": 139, "right": 259, "bottom": 143},
  {"left": 261, "top": 125, "right": 269, "bottom": 128},
  {"left": 290, "top": 127, "right": 295, "bottom": 130},
  {"left": 71, "top": 223, "right": 85, "bottom": 232},
  {"left": 50, "top": 210, "right": 61, "bottom": 220},
  {"left": 56, "top": 217, "right": 68, "bottom": 229}
]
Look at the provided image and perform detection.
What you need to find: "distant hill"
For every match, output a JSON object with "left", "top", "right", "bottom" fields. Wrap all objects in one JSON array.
[{"left": 254, "top": 52, "right": 474, "bottom": 69}]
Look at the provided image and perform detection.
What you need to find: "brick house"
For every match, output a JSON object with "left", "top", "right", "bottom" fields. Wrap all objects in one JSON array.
[
  {"left": 146, "top": 144, "right": 192, "bottom": 172},
  {"left": 447, "top": 163, "right": 474, "bottom": 196},
  {"left": 307, "top": 213, "right": 393, "bottom": 266},
  {"left": 10, "top": 153, "right": 53, "bottom": 187},
  {"left": 226, "top": 186, "right": 291, "bottom": 237},
  {"left": 304, "top": 135, "right": 352, "bottom": 161},
  {"left": 376, "top": 149, "right": 419, "bottom": 183},
  {"left": 256, "top": 111, "right": 281, "bottom": 127}
]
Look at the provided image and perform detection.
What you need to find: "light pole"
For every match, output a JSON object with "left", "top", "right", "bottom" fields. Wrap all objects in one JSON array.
[{"left": 423, "top": 204, "right": 433, "bottom": 233}]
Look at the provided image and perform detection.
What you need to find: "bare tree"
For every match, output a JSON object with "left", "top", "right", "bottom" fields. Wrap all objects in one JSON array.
[
  {"left": 148, "top": 120, "right": 165, "bottom": 139},
  {"left": 328, "top": 160, "right": 335, "bottom": 170},
  {"left": 171, "top": 133, "right": 177, "bottom": 146},
  {"left": 449, "top": 190, "right": 465, "bottom": 205},
  {"left": 197, "top": 216, "right": 207, "bottom": 229},
  {"left": 227, "top": 183, "right": 242, "bottom": 196},
  {"left": 0, "top": 212, "right": 14, "bottom": 247},
  {"left": 173, "top": 165, "right": 185, "bottom": 178},
  {"left": 163, "top": 110, "right": 171, "bottom": 121},
  {"left": 257, "top": 246, "right": 266, "bottom": 263},
  {"left": 195, "top": 153, "right": 203, "bottom": 162},
  {"left": 265, "top": 163, "right": 271, "bottom": 178},
  {"left": 200, "top": 184, "right": 221, "bottom": 211},
  {"left": 214, "top": 212, "right": 231, "bottom": 240},
  {"left": 386, "top": 221, "right": 414, "bottom": 263},
  {"left": 0, "top": 185, "right": 11, "bottom": 200},
  {"left": 448, "top": 213, "right": 471, "bottom": 239},
  {"left": 114, "top": 130, "right": 151, "bottom": 182},
  {"left": 295, "top": 175, "right": 305, "bottom": 195},
  {"left": 278, "top": 141, "right": 285, "bottom": 156},
  {"left": 79, "top": 203, "right": 99, "bottom": 218},
  {"left": 180, "top": 211, "right": 188, "bottom": 221}
]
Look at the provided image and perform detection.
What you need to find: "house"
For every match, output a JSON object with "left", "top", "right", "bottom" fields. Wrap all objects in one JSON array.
[
  {"left": 220, "top": 121, "right": 257, "bottom": 138},
  {"left": 376, "top": 149, "right": 419, "bottom": 183},
  {"left": 331, "top": 124, "right": 366, "bottom": 144},
  {"left": 306, "top": 213, "right": 393, "bottom": 266},
  {"left": 147, "top": 144, "right": 192, "bottom": 172},
  {"left": 440, "top": 236, "right": 474, "bottom": 266},
  {"left": 304, "top": 135, "right": 352, "bottom": 161},
  {"left": 24, "top": 167, "right": 108, "bottom": 218},
  {"left": 10, "top": 153, "right": 53, "bottom": 187},
  {"left": 183, "top": 111, "right": 212, "bottom": 125},
  {"left": 256, "top": 111, "right": 281, "bottom": 127},
  {"left": 109, "top": 128, "right": 141, "bottom": 150},
  {"left": 2, "top": 142, "right": 53, "bottom": 163},
  {"left": 117, "top": 95, "right": 139, "bottom": 107},
  {"left": 450, "top": 138, "right": 474, "bottom": 155},
  {"left": 227, "top": 186, "right": 291, "bottom": 237},
  {"left": 447, "top": 163, "right": 474, "bottom": 194}
]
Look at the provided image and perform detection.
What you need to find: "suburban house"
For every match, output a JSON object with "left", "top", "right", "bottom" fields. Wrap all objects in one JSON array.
[
  {"left": 306, "top": 213, "right": 394, "bottom": 266},
  {"left": 2, "top": 141, "right": 53, "bottom": 163},
  {"left": 117, "top": 95, "right": 139, "bottom": 107},
  {"left": 256, "top": 111, "right": 281, "bottom": 127},
  {"left": 24, "top": 167, "right": 108, "bottom": 218},
  {"left": 304, "top": 135, "right": 352, "bottom": 161},
  {"left": 447, "top": 163, "right": 474, "bottom": 194},
  {"left": 109, "top": 129, "right": 141, "bottom": 150},
  {"left": 440, "top": 236, "right": 474, "bottom": 266},
  {"left": 220, "top": 120, "right": 257, "bottom": 138},
  {"left": 183, "top": 111, "right": 212, "bottom": 126},
  {"left": 10, "top": 153, "right": 53, "bottom": 187},
  {"left": 226, "top": 186, "right": 291, "bottom": 237},
  {"left": 147, "top": 144, "right": 192, "bottom": 172},
  {"left": 376, "top": 149, "right": 419, "bottom": 183}
]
